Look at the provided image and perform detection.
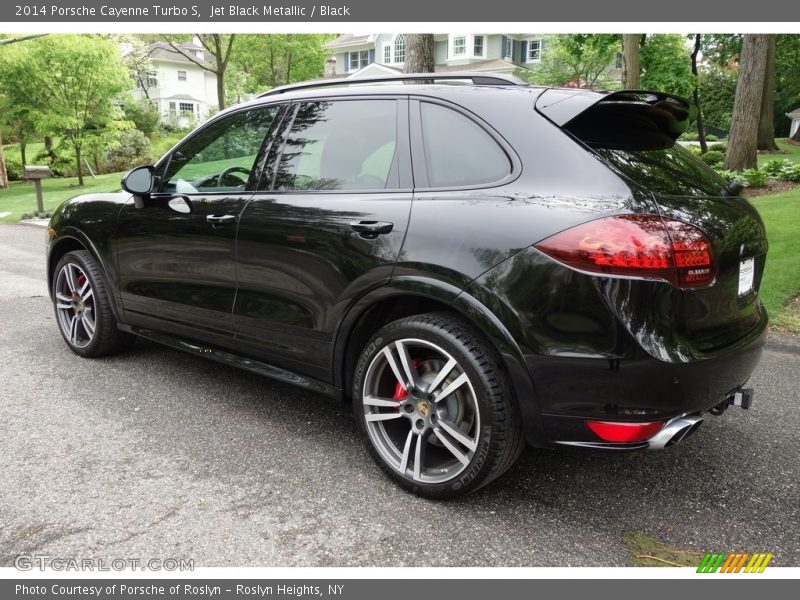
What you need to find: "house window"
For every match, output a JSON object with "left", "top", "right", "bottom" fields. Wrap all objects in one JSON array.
[
  {"left": 177, "top": 70, "right": 187, "bottom": 81},
  {"left": 348, "top": 50, "right": 369, "bottom": 71},
  {"left": 168, "top": 102, "right": 176, "bottom": 117},
  {"left": 179, "top": 102, "right": 194, "bottom": 116},
  {"left": 527, "top": 40, "right": 542, "bottom": 62},
  {"left": 452, "top": 36, "right": 466, "bottom": 57},
  {"left": 146, "top": 71, "right": 158, "bottom": 88},
  {"left": 383, "top": 43, "right": 391, "bottom": 64},
  {"left": 473, "top": 36, "right": 484, "bottom": 56},
  {"left": 394, "top": 34, "right": 405, "bottom": 64}
]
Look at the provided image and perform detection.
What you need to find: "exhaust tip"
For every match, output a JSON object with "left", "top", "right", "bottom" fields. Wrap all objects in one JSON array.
[{"left": 648, "top": 414, "right": 703, "bottom": 450}]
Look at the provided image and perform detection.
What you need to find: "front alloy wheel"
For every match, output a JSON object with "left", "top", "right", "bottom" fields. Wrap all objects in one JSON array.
[
  {"left": 353, "top": 312, "right": 524, "bottom": 499},
  {"left": 55, "top": 262, "right": 96, "bottom": 349}
]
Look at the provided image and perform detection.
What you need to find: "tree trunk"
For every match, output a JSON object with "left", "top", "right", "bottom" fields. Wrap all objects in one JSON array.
[
  {"left": 691, "top": 34, "right": 708, "bottom": 153},
  {"left": 75, "top": 144, "right": 84, "bottom": 187},
  {"left": 0, "top": 132, "right": 7, "bottom": 189},
  {"left": 757, "top": 34, "right": 779, "bottom": 151},
  {"left": 404, "top": 34, "right": 435, "bottom": 74},
  {"left": 216, "top": 71, "right": 226, "bottom": 111},
  {"left": 20, "top": 141, "right": 27, "bottom": 167},
  {"left": 622, "top": 34, "right": 641, "bottom": 89},
  {"left": 45, "top": 136, "right": 56, "bottom": 161},
  {"left": 725, "top": 35, "right": 770, "bottom": 171},
  {"left": 792, "top": 126, "right": 800, "bottom": 143}
]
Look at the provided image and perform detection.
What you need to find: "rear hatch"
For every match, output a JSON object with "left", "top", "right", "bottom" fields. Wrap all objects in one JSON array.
[{"left": 536, "top": 89, "right": 768, "bottom": 353}]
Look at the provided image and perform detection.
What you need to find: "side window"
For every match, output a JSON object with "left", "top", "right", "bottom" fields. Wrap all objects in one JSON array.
[
  {"left": 161, "top": 107, "right": 278, "bottom": 194},
  {"left": 419, "top": 102, "right": 511, "bottom": 188},
  {"left": 272, "top": 100, "right": 400, "bottom": 191}
]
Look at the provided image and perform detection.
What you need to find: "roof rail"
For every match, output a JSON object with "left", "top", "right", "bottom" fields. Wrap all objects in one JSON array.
[{"left": 257, "top": 72, "right": 529, "bottom": 98}]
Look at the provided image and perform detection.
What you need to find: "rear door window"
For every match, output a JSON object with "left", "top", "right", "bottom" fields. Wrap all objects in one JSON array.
[
  {"left": 419, "top": 102, "right": 511, "bottom": 188},
  {"left": 271, "top": 100, "right": 401, "bottom": 191}
]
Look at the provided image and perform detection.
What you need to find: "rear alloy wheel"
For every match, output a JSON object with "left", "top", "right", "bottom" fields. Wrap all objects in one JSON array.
[
  {"left": 353, "top": 312, "right": 524, "bottom": 499},
  {"left": 53, "top": 250, "right": 135, "bottom": 358}
]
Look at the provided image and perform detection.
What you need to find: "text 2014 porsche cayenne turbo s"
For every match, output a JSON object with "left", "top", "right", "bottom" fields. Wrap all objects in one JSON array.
[{"left": 47, "top": 73, "right": 767, "bottom": 498}]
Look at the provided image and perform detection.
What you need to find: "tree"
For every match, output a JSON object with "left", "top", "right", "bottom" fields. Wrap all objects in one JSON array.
[
  {"left": 527, "top": 35, "right": 620, "bottom": 88},
  {"left": 404, "top": 34, "right": 435, "bottom": 74},
  {"left": 22, "top": 35, "right": 133, "bottom": 185},
  {"left": 162, "top": 34, "right": 235, "bottom": 110},
  {"left": 622, "top": 34, "right": 641, "bottom": 88},
  {"left": 773, "top": 35, "right": 800, "bottom": 137},
  {"left": 690, "top": 34, "right": 708, "bottom": 153},
  {"left": 640, "top": 34, "right": 694, "bottom": 98},
  {"left": 123, "top": 36, "right": 156, "bottom": 100},
  {"left": 232, "top": 34, "right": 330, "bottom": 96},
  {"left": 757, "top": 35, "right": 779, "bottom": 151},
  {"left": 725, "top": 35, "right": 770, "bottom": 170}
]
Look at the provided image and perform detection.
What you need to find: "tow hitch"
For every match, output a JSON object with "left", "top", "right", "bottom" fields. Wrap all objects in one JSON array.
[{"left": 710, "top": 388, "right": 754, "bottom": 415}]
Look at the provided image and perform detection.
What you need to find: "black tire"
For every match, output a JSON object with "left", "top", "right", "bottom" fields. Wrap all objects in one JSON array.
[
  {"left": 52, "top": 250, "right": 136, "bottom": 358},
  {"left": 352, "top": 312, "right": 525, "bottom": 499}
]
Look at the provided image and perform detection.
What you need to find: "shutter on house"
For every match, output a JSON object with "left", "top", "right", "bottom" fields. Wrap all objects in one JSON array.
[
  {"left": 343, "top": 52, "right": 349, "bottom": 72},
  {"left": 501, "top": 36, "right": 507, "bottom": 58},
  {"left": 368, "top": 49, "right": 375, "bottom": 64},
  {"left": 521, "top": 41, "right": 529, "bottom": 63}
]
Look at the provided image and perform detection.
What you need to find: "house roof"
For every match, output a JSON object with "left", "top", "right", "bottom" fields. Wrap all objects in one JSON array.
[
  {"left": 787, "top": 108, "right": 800, "bottom": 119},
  {"left": 162, "top": 93, "right": 205, "bottom": 102},
  {"left": 324, "top": 34, "right": 374, "bottom": 49},
  {"left": 436, "top": 58, "right": 523, "bottom": 73},
  {"left": 147, "top": 42, "right": 211, "bottom": 67}
]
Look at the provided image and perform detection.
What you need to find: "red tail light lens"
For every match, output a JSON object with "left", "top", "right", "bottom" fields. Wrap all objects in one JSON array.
[
  {"left": 533, "top": 214, "right": 714, "bottom": 288},
  {"left": 586, "top": 420, "right": 664, "bottom": 443}
]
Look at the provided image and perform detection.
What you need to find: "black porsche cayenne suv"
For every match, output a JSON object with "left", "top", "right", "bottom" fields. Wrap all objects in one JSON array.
[{"left": 47, "top": 73, "right": 767, "bottom": 498}]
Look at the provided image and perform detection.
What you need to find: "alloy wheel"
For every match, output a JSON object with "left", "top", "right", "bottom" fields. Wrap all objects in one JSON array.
[
  {"left": 54, "top": 263, "right": 96, "bottom": 349},
  {"left": 362, "top": 338, "right": 481, "bottom": 484}
]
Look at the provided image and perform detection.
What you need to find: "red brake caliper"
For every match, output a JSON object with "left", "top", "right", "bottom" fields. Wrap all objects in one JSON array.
[
  {"left": 74, "top": 273, "right": 87, "bottom": 314},
  {"left": 392, "top": 359, "right": 419, "bottom": 401}
]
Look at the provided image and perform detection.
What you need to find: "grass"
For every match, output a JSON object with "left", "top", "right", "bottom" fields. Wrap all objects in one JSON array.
[
  {"left": 758, "top": 138, "right": 800, "bottom": 167},
  {"left": 0, "top": 171, "right": 124, "bottom": 223},
  {"left": 623, "top": 532, "right": 705, "bottom": 567},
  {"left": 751, "top": 188, "right": 800, "bottom": 330}
]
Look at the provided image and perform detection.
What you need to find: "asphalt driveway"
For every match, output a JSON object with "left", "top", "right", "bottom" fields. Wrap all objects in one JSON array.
[{"left": 1, "top": 223, "right": 798, "bottom": 567}]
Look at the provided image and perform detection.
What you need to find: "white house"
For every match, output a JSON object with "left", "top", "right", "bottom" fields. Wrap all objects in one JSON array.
[
  {"left": 325, "top": 34, "right": 548, "bottom": 78},
  {"left": 129, "top": 41, "right": 219, "bottom": 127},
  {"left": 788, "top": 108, "right": 800, "bottom": 138}
]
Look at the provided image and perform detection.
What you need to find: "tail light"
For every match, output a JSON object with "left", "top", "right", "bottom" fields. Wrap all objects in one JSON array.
[
  {"left": 586, "top": 420, "right": 664, "bottom": 443},
  {"left": 533, "top": 214, "right": 714, "bottom": 288}
]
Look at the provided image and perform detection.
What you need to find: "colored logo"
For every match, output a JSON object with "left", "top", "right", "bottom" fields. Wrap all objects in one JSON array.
[{"left": 697, "top": 552, "right": 773, "bottom": 573}]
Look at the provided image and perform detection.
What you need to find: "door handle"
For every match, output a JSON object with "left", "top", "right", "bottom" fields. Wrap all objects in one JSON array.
[
  {"left": 350, "top": 221, "right": 394, "bottom": 238},
  {"left": 206, "top": 214, "right": 236, "bottom": 226}
]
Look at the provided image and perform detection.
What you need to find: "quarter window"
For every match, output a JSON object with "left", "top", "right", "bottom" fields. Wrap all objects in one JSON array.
[
  {"left": 272, "top": 100, "right": 399, "bottom": 192},
  {"left": 162, "top": 107, "right": 279, "bottom": 193},
  {"left": 177, "top": 70, "right": 187, "bottom": 81},
  {"left": 383, "top": 43, "right": 391, "bottom": 64},
  {"left": 419, "top": 102, "right": 511, "bottom": 188},
  {"left": 349, "top": 50, "right": 369, "bottom": 71}
]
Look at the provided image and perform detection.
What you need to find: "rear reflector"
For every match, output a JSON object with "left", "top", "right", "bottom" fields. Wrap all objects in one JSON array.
[
  {"left": 534, "top": 214, "right": 714, "bottom": 288},
  {"left": 586, "top": 420, "right": 664, "bottom": 443}
]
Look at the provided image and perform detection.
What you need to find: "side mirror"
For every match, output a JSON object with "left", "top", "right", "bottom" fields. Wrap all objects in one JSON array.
[{"left": 122, "top": 165, "right": 155, "bottom": 208}]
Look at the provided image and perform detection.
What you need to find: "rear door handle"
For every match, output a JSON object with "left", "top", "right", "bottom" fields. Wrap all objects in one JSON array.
[
  {"left": 350, "top": 221, "right": 393, "bottom": 238},
  {"left": 207, "top": 214, "right": 236, "bottom": 226}
]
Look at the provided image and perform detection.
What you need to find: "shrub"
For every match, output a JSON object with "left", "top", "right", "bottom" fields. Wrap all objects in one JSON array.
[
  {"left": 680, "top": 130, "right": 699, "bottom": 141},
  {"left": 33, "top": 145, "right": 77, "bottom": 177},
  {"left": 714, "top": 168, "right": 739, "bottom": 182},
  {"left": 700, "top": 150, "right": 724, "bottom": 166},
  {"left": 709, "top": 142, "right": 728, "bottom": 153},
  {"left": 687, "top": 145, "right": 703, "bottom": 156},
  {"left": 3, "top": 154, "right": 24, "bottom": 181},
  {"left": 780, "top": 162, "right": 800, "bottom": 183},
  {"left": 742, "top": 168, "right": 768, "bottom": 188},
  {"left": 123, "top": 98, "right": 160, "bottom": 138},
  {"left": 706, "top": 134, "right": 719, "bottom": 142},
  {"left": 764, "top": 159, "right": 791, "bottom": 177},
  {"left": 106, "top": 129, "right": 153, "bottom": 173}
]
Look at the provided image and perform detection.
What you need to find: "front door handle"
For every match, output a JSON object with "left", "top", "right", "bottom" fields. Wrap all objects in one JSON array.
[
  {"left": 207, "top": 214, "right": 236, "bottom": 226},
  {"left": 350, "top": 220, "right": 393, "bottom": 239}
]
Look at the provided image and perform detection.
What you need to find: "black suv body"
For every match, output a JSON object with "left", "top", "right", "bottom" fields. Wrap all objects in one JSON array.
[{"left": 47, "top": 74, "right": 768, "bottom": 498}]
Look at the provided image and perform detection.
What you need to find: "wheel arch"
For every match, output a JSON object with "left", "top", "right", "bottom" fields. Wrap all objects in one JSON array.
[{"left": 333, "top": 276, "right": 546, "bottom": 446}]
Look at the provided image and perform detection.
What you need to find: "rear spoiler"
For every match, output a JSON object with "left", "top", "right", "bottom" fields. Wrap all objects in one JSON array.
[{"left": 535, "top": 88, "right": 696, "bottom": 148}]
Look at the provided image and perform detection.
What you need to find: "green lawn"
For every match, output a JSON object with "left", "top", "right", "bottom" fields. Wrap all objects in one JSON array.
[
  {"left": 0, "top": 171, "right": 124, "bottom": 223},
  {"left": 758, "top": 138, "right": 800, "bottom": 167},
  {"left": 751, "top": 188, "right": 800, "bottom": 330}
]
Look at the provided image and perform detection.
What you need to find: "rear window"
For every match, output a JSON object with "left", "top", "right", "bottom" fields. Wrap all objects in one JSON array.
[
  {"left": 593, "top": 145, "right": 729, "bottom": 197},
  {"left": 562, "top": 97, "right": 728, "bottom": 197}
]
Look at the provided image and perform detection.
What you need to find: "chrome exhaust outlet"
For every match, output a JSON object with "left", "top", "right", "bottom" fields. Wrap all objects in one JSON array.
[{"left": 647, "top": 414, "right": 703, "bottom": 450}]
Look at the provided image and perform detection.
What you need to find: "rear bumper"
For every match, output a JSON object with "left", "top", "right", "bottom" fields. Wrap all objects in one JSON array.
[{"left": 528, "top": 316, "right": 767, "bottom": 446}]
